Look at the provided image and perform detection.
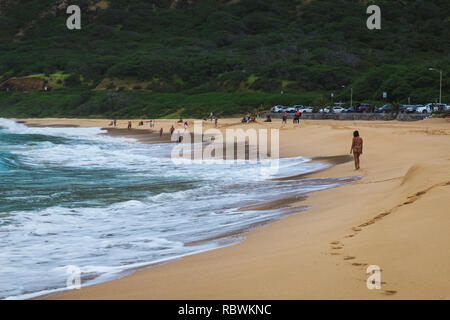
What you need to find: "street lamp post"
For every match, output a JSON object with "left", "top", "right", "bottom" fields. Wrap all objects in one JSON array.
[
  {"left": 429, "top": 67, "right": 442, "bottom": 104},
  {"left": 342, "top": 85, "right": 353, "bottom": 108},
  {"left": 351, "top": 87, "right": 353, "bottom": 108}
]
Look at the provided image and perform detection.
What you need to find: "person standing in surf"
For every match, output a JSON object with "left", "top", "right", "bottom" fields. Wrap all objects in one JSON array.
[{"left": 350, "top": 130, "right": 363, "bottom": 170}]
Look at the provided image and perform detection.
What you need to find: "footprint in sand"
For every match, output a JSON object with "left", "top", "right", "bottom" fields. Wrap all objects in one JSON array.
[
  {"left": 351, "top": 262, "right": 368, "bottom": 267},
  {"left": 344, "top": 256, "right": 355, "bottom": 260},
  {"left": 383, "top": 290, "right": 397, "bottom": 296},
  {"left": 359, "top": 220, "right": 375, "bottom": 227},
  {"left": 330, "top": 241, "right": 340, "bottom": 245},
  {"left": 352, "top": 227, "right": 362, "bottom": 232}
]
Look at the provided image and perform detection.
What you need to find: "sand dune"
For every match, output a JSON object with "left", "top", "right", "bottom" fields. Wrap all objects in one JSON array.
[{"left": 16, "top": 117, "right": 450, "bottom": 299}]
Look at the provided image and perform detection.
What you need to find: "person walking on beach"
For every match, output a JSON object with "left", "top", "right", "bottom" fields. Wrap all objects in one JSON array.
[
  {"left": 170, "top": 125, "right": 175, "bottom": 136},
  {"left": 160, "top": 127, "right": 163, "bottom": 137},
  {"left": 128, "top": 121, "right": 132, "bottom": 130},
  {"left": 350, "top": 130, "right": 363, "bottom": 170},
  {"left": 293, "top": 109, "right": 301, "bottom": 124},
  {"left": 282, "top": 112, "right": 287, "bottom": 124},
  {"left": 214, "top": 117, "right": 218, "bottom": 127}
]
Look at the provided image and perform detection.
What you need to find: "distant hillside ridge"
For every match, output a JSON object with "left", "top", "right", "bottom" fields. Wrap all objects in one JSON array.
[{"left": 0, "top": 0, "right": 448, "bottom": 118}]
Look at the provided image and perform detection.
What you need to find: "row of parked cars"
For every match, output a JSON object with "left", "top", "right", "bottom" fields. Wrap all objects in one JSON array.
[{"left": 271, "top": 103, "right": 449, "bottom": 114}]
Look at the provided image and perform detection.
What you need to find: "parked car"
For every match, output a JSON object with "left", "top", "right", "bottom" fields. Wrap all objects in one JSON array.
[
  {"left": 403, "top": 105, "right": 422, "bottom": 113},
  {"left": 416, "top": 105, "right": 429, "bottom": 113},
  {"left": 417, "top": 103, "right": 447, "bottom": 113},
  {"left": 332, "top": 106, "right": 345, "bottom": 113},
  {"left": 300, "top": 106, "right": 313, "bottom": 113},
  {"left": 399, "top": 104, "right": 421, "bottom": 113},
  {"left": 286, "top": 106, "right": 298, "bottom": 113},
  {"left": 271, "top": 105, "right": 285, "bottom": 113},
  {"left": 343, "top": 106, "right": 357, "bottom": 113},
  {"left": 359, "top": 103, "right": 374, "bottom": 112},
  {"left": 375, "top": 104, "right": 393, "bottom": 113}
]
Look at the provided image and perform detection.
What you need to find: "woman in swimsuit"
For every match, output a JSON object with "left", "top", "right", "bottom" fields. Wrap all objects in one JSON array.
[{"left": 350, "top": 130, "right": 363, "bottom": 170}]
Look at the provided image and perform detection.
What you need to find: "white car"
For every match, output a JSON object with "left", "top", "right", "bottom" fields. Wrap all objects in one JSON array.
[
  {"left": 415, "top": 105, "right": 430, "bottom": 113},
  {"left": 300, "top": 107, "right": 313, "bottom": 113},
  {"left": 286, "top": 106, "right": 297, "bottom": 113},
  {"left": 417, "top": 103, "right": 447, "bottom": 113},
  {"left": 332, "top": 106, "right": 345, "bottom": 113},
  {"left": 271, "top": 105, "right": 285, "bottom": 113},
  {"left": 319, "top": 107, "right": 331, "bottom": 113}
]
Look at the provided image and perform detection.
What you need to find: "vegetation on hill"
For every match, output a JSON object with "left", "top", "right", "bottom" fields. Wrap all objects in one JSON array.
[{"left": 0, "top": 0, "right": 449, "bottom": 118}]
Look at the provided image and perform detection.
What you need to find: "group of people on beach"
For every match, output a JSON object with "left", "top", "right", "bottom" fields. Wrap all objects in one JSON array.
[
  {"left": 242, "top": 114, "right": 256, "bottom": 123},
  {"left": 282, "top": 110, "right": 302, "bottom": 124},
  {"left": 204, "top": 112, "right": 219, "bottom": 127}
]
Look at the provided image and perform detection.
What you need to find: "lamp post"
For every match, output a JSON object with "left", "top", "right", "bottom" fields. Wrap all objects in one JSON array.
[
  {"left": 428, "top": 67, "right": 442, "bottom": 104},
  {"left": 342, "top": 85, "right": 353, "bottom": 108}
]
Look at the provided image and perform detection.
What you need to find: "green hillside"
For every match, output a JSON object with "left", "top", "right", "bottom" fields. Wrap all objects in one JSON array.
[{"left": 0, "top": 0, "right": 449, "bottom": 118}]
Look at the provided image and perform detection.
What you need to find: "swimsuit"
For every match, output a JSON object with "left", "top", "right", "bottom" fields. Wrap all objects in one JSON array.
[
  {"left": 353, "top": 146, "right": 362, "bottom": 153},
  {"left": 352, "top": 138, "right": 362, "bottom": 154}
]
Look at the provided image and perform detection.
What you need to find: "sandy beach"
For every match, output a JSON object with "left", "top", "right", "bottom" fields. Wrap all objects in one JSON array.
[{"left": 15, "top": 117, "right": 450, "bottom": 299}]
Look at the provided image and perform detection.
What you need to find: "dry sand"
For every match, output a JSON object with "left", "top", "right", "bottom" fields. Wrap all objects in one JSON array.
[{"left": 16, "top": 117, "right": 450, "bottom": 299}]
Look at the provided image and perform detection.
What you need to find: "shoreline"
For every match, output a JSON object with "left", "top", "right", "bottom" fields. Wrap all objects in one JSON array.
[{"left": 11, "top": 117, "right": 450, "bottom": 299}]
